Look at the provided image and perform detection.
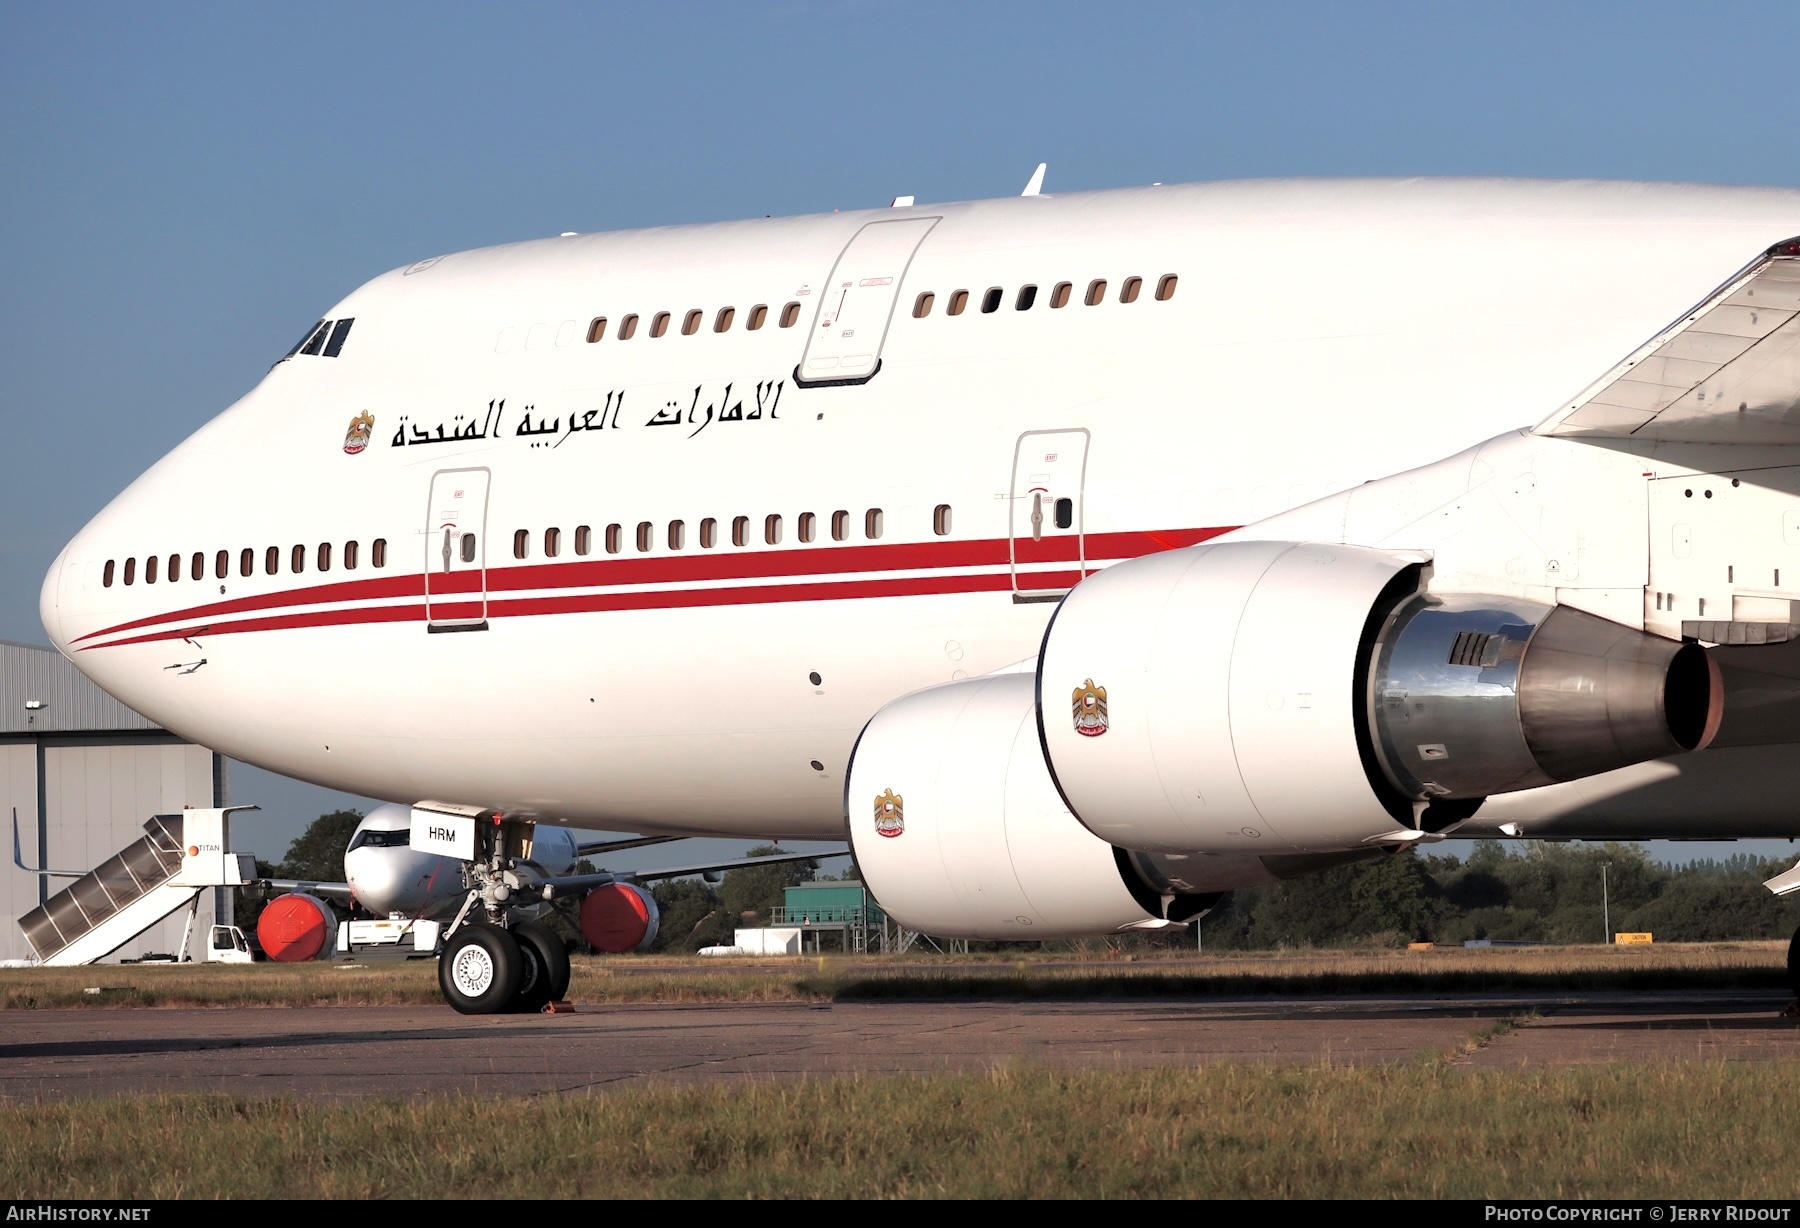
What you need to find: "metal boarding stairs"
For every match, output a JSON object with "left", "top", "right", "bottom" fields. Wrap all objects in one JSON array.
[{"left": 15, "top": 807, "right": 256, "bottom": 966}]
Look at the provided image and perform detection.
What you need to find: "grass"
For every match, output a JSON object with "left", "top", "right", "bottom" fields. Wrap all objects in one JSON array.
[
  {"left": 4, "top": 1063, "right": 1799, "bottom": 1198},
  {"left": 0, "top": 941, "right": 1786, "bottom": 1009}
]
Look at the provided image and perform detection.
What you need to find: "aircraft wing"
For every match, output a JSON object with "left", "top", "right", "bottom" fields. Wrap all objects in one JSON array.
[
  {"left": 249, "top": 878, "right": 356, "bottom": 904},
  {"left": 574, "top": 835, "right": 684, "bottom": 857},
  {"left": 1534, "top": 237, "right": 1800, "bottom": 444},
  {"left": 525, "top": 847, "right": 851, "bottom": 900}
]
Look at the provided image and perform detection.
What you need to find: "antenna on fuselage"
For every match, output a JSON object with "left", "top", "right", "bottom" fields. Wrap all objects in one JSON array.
[{"left": 1021, "top": 163, "right": 1047, "bottom": 197}]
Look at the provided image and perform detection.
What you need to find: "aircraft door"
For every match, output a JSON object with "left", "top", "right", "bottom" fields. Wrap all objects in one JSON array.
[
  {"left": 425, "top": 467, "right": 491, "bottom": 632},
  {"left": 797, "top": 216, "right": 939, "bottom": 386},
  {"left": 1010, "top": 429, "right": 1089, "bottom": 602}
]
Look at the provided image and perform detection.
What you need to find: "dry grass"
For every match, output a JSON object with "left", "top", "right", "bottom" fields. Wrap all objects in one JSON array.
[
  {"left": 0, "top": 942, "right": 1784, "bottom": 1010},
  {"left": 4, "top": 1064, "right": 1799, "bottom": 1198}
]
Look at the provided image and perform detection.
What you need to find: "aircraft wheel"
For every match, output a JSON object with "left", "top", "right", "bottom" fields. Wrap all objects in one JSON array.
[
  {"left": 438, "top": 924, "right": 522, "bottom": 1015},
  {"left": 1787, "top": 926, "right": 1800, "bottom": 1001},
  {"left": 510, "top": 920, "right": 571, "bottom": 1012}
]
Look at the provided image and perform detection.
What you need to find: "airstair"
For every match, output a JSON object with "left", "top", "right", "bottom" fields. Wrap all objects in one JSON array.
[{"left": 17, "top": 808, "right": 256, "bottom": 966}]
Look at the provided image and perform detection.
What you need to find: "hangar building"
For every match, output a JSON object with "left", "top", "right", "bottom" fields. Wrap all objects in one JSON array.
[{"left": 0, "top": 640, "right": 230, "bottom": 962}]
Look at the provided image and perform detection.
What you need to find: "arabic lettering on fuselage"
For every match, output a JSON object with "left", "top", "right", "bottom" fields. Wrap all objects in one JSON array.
[
  {"left": 644, "top": 380, "right": 784, "bottom": 439},
  {"left": 385, "top": 380, "right": 782, "bottom": 451}
]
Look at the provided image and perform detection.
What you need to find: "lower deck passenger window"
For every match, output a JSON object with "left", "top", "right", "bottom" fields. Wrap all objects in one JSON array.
[
  {"left": 344, "top": 540, "right": 359, "bottom": 570},
  {"left": 864, "top": 509, "right": 883, "bottom": 539},
  {"left": 832, "top": 510, "right": 849, "bottom": 541},
  {"left": 372, "top": 538, "right": 388, "bottom": 568},
  {"left": 266, "top": 547, "right": 279, "bottom": 575}
]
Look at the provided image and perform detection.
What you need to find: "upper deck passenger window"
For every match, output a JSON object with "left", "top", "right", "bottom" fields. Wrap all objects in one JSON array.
[
  {"left": 747, "top": 305, "right": 768, "bottom": 330},
  {"left": 587, "top": 318, "right": 607, "bottom": 343},
  {"left": 947, "top": 290, "right": 969, "bottom": 316},
  {"left": 1050, "top": 282, "right": 1072, "bottom": 308},
  {"left": 1156, "top": 274, "right": 1178, "bottom": 301},
  {"left": 650, "top": 312, "right": 671, "bottom": 338},
  {"left": 618, "top": 314, "right": 639, "bottom": 340},
  {"left": 913, "top": 293, "right": 934, "bottom": 318},
  {"left": 1120, "top": 277, "right": 1143, "bottom": 304},
  {"left": 779, "top": 302, "right": 801, "bottom": 328},
  {"left": 1085, "top": 280, "right": 1107, "bottom": 306},
  {"left": 981, "top": 288, "right": 1002, "bottom": 314},
  {"left": 714, "top": 308, "right": 734, "bottom": 333},
  {"left": 682, "top": 310, "right": 702, "bottom": 336},
  {"left": 1015, "top": 285, "right": 1037, "bottom": 311}
]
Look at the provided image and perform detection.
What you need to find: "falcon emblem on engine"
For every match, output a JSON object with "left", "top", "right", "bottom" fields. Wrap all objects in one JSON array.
[
  {"left": 1072, "top": 679, "right": 1108, "bottom": 737},
  {"left": 874, "top": 789, "right": 904, "bottom": 838},
  {"left": 343, "top": 410, "right": 376, "bottom": 455}
]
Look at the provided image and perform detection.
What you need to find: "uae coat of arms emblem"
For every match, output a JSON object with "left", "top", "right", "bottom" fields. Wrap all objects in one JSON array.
[
  {"left": 343, "top": 411, "right": 376, "bottom": 455},
  {"left": 873, "top": 789, "right": 905, "bottom": 838},
  {"left": 1072, "top": 679, "right": 1108, "bottom": 737}
]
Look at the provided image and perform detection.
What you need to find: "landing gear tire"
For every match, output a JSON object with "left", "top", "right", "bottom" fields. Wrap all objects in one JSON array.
[
  {"left": 509, "top": 920, "right": 571, "bottom": 1013},
  {"left": 438, "top": 924, "right": 523, "bottom": 1015}
]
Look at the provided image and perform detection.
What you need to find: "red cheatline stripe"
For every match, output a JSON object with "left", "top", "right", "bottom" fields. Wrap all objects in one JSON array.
[
  {"left": 85, "top": 570, "right": 1088, "bottom": 649},
  {"left": 75, "top": 525, "right": 1232, "bottom": 648}
]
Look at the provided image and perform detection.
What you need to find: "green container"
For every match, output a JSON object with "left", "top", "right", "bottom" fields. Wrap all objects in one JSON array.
[{"left": 783, "top": 881, "right": 884, "bottom": 926}]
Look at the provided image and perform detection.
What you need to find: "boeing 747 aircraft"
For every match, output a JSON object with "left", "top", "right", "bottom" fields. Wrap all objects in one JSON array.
[{"left": 38, "top": 173, "right": 1800, "bottom": 1010}]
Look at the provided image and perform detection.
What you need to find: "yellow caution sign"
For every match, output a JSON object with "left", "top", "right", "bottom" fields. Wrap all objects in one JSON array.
[{"left": 1614, "top": 932, "right": 1653, "bottom": 945}]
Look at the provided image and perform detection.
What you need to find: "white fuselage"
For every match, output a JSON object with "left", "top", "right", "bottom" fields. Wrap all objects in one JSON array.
[{"left": 40, "top": 178, "right": 1800, "bottom": 840}]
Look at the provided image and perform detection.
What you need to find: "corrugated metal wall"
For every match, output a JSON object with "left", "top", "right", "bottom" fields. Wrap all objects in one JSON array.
[
  {"left": 0, "top": 641, "right": 157, "bottom": 735},
  {"left": 0, "top": 641, "right": 228, "bottom": 962}
]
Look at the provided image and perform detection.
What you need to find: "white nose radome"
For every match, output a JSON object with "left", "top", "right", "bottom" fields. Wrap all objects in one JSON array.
[{"left": 39, "top": 543, "right": 69, "bottom": 656}]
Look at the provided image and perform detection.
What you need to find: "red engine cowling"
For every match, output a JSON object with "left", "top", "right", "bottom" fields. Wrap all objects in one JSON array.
[
  {"left": 580, "top": 882, "right": 660, "bottom": 953},
  {"left": 257, "top": 893, "right": 337, "bottom": 962}
]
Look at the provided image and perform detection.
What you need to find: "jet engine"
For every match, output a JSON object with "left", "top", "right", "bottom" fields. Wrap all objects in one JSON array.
[
  {"left": 1037, "top": 540, "right": 1721, "bottom": 852},
  {"left": 257, "top": 892, "right": 338, "bottom": 962},
  {"left": 579, "top": 882, "right": 660, "bottom": 953},
  {"left": 847, "top": 673, "right": 1232, "bottom": 939}
]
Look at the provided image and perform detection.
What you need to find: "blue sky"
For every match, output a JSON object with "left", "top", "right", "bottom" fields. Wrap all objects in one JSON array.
[{"left": 4, "top": 2, "right": 1798, "bottom": 866}]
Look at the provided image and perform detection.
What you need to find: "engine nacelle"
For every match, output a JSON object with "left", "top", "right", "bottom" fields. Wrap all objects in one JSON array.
[
  {"left": 257, "top": 892, "right": 337, "bottom": 962},
  {"left": 849, "top": 673, "right": 1205, "bottom": 939},
  {"left": 1040, "top": 540, "right": 1421, "bottom": 852},
  {"left": 1039, "top": 540, "right": 1721, "bottom": 853},
  {"left": 580, "top": 882, "right": 660, "bottom": 953}
]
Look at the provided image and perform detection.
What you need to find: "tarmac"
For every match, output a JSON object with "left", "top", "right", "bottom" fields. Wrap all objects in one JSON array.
[{"left": 0, "top": 990, "right": 1794, "bottom": 1100}]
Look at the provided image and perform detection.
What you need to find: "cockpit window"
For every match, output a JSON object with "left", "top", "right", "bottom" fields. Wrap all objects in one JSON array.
[
  {"left": 347, "top": 828, "right": 411, "bottom": 852},
  {"left": 282, "top": 317, "right": 355, "bottom": 362}
]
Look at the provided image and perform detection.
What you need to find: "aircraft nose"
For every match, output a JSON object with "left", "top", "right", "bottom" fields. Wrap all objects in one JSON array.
[
  {"left": 347, "top": 851, "right": 402, "bottom": 914},
  {"left": 39, "top": 544, "right": 69, "bottom": 655}
]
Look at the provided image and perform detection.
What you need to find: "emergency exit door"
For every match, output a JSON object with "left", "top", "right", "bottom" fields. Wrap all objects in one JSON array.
[
  {"left": 425, "top": 467, "right": 490, "bottom": 632},
  {"left": 1010, "top": 429, "right": 1089, "bottom": 601},
  {"left": 797, "top": 217, "right": 939, "bottom": 386}
]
